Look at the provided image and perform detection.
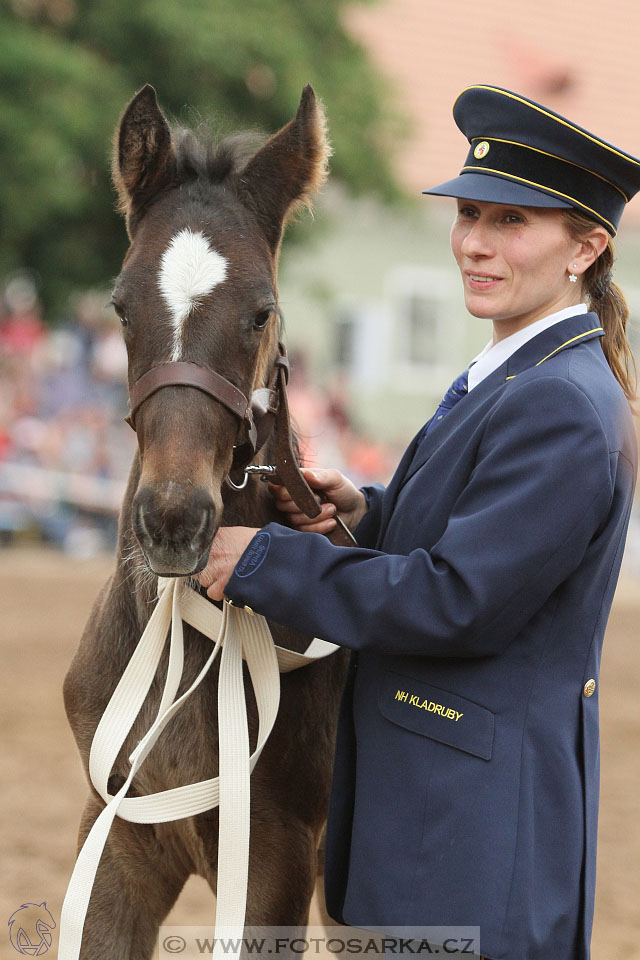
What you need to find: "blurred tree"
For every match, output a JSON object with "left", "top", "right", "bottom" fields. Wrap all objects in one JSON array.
[{"left": 0, "top": 0, "right": 404, "bottom": 314}]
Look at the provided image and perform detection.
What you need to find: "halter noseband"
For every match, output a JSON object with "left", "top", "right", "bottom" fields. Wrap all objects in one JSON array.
[{"left": 125, "top": 344, "right": 290, "bottom": 464}]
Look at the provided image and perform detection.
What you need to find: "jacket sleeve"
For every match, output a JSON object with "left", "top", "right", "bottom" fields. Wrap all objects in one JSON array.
[
  {"left": 225, "top": 377, "right": 614, "bottom": 657},
  {"left": 352, "top": 483, "right": 386, "bottom": 547}
]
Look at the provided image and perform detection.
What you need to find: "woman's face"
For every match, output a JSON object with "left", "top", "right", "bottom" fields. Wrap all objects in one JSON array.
[{"left": 450, "top": 199, "right": 583, "bottom": 340}]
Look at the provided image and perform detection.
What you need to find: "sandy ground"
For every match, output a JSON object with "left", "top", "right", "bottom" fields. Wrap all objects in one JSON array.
[{"left": 1, "top": 545, "right": 639, "bottom": 959}]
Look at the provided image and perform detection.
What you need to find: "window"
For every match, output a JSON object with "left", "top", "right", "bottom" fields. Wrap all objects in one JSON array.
[
  {"left": 334, "top": 304, "right": 356, "bottom": 370},
  {"left": 332, "top": 297, "right": 386, "bottom": 387},
  {"left": 386, "top": 265, "right": 456, "bottom": 379},
  {"left": 405, "top": 290, "right": 439, "bottom": 366}
]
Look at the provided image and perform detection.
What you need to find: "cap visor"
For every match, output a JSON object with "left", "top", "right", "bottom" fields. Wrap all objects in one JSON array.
[{"left": 422, "top": 172, "right": 573, "bottom": 209}]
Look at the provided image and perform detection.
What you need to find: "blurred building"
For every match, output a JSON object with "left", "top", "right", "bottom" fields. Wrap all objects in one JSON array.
[
  {"left": 345, "top": 0, "right": 640, "bottom": 221},
  {"left": 278, "top": 0, "right": 640, "bottom": 445}
]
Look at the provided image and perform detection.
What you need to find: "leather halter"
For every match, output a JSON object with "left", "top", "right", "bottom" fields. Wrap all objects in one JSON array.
[
  {"left": 125, "top": 362, "right": 253, "bottom": 432},
  {"left": 124, "top": 343, "right": 356, "bottom": 547},
  {"left": 125, "top": 344, "right": 290, "bottom": 465}
]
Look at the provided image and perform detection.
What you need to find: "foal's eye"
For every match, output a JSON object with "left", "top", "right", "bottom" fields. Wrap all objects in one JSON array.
[
  {"left": 253, "top": 309, "right": 272, "bottom": 330},
  {"left": 109, "top": 300, "right": 129, "bottom": 327}
]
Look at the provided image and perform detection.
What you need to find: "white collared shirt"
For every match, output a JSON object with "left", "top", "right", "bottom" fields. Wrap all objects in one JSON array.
[{"left": 467, "top": 303, "right": 588, "bottom": 392}]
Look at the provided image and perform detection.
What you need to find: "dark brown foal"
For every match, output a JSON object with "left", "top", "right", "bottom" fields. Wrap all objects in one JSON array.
[{"left": 63, "top": 84, "right": 348, "bottom": 959}]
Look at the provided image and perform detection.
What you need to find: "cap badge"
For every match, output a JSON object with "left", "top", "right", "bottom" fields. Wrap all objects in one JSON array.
[{"left": 474, "top": 141, "right": 490, "bottom": 160}]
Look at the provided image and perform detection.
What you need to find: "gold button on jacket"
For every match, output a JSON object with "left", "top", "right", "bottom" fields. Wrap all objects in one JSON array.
[{"left": 583, "top": 678, "right": 597, "bottom": 697}]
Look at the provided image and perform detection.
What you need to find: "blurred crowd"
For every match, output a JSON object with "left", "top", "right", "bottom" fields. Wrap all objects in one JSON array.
[
  {"left": 0, "top": 274, "right": 397, "bottom": 557},
  {"left": 0, "top": 274, "right": 134, "bottom": 555},
  {"left": 285, "top": 351, "right": 399, "bottom": 485}
]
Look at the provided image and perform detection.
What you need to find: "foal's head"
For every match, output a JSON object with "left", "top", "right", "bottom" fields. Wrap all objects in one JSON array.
[{"left": 111, "top": 84, "right": 328, "bottom": 576}]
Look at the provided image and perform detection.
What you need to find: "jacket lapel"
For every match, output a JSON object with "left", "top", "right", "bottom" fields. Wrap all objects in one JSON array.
[
  {"left": 397, "top": 312, "right": 605, "bottom": 491},
  {"left": 399, "top": 361, "right": 507, "bottom": 487},
  {"left": 375, "top": 430, "right": 423, "bottom": 546}
]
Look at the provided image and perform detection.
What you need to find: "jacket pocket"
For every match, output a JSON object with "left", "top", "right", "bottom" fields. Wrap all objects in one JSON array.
[{"left": 378, "top": 670, "right": 495, "bottom": 760}]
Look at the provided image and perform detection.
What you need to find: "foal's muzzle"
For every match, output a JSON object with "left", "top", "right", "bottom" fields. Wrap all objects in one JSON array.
[{"left": 133, "top": 483, "right": 217, "bottom": 576}]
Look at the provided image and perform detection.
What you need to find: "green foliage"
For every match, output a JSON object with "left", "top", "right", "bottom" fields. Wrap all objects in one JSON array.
[{"left": 0, "top": 0, "right": 403, "bottom": 314}]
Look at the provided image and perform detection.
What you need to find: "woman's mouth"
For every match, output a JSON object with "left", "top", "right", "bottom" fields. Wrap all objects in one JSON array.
[{"left": 466, "top": 273, "right": 503, "bottom": 290}]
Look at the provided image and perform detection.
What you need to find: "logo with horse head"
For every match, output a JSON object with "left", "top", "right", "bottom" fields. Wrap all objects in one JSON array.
[{"left": 8, "top": 902, "right": 56, "bottom": 956}]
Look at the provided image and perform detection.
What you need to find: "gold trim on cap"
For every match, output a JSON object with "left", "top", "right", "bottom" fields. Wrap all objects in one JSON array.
[
  {"left": 470, "top": 136, "right": 629, "bottom": 201},
  {"left": 456, "top": 85, "right": 640, "bottom": 169},
  {"left": 460, "top": 165, "right": 617, "bottom": 233}
]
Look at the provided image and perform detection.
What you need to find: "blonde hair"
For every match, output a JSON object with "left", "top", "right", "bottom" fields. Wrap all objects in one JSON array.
[{"left": 562, "top": 209, "right": 637, "bottom": 403}]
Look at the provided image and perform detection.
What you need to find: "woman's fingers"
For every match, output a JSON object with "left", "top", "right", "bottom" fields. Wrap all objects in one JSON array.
[
  {"left": 272, "top": 496, "right": 300, "bottom": 514},
  {"left": 301, "top": 468, "right": 343, "bottom": 494},
  {"left": 295, "top": 517, "right": 337, "bottom": 534},
  {"left": 196, "top": 526, "right": 259, "bottom": 600},
  {"left": 268, "top": 482, "right": 293, "bottom": 501},
  {"left": 292, "top": 503, "right": 335, "bottom": 524},
  {"left": 271, "top": 494, "right": 336, "bottom": 531},
  {"left": 270, "top": 476, "right": 333, "bottom": 529},
  {"left": 268, "top": 467, "right": 365, "bottom": 533}
]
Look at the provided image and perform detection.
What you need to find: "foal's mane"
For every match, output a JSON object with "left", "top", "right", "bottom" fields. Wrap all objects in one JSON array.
[{"left": 171, "top": 125, "right": 266, "bottom": 188}]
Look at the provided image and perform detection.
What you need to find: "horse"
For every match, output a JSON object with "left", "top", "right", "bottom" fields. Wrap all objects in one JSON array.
[{"left": 62, "top": 83, "right": 349, "bottom": 959}]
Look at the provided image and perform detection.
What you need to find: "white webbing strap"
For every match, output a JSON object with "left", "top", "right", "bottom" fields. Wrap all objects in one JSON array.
[
  {"left": 177, "top": 586, "right": 339, "bottom": 673},
  {"left": 57, "top": 578, "right": 337, "bottom": 959}
]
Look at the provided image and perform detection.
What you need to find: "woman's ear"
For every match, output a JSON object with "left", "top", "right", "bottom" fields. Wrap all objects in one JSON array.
[{"left": 572, "top": 225, "right": 609, "bottom": 273}]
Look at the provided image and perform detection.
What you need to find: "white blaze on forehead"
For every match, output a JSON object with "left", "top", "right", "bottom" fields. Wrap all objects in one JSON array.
[{"left": 158, "top": 228, "right": 228, "bottom": 360}]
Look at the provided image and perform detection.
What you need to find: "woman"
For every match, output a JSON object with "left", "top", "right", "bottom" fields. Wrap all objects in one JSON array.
[{"left": 199, "top": 85, "right": 639, "bottom": 960}]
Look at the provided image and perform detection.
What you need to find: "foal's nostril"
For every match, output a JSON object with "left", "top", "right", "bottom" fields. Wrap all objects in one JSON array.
[
  {"left": 133, "top": 496, "right": 156, "bottom": 548},
  {"left": 186, "top": 494, "right": 217, "bottom": 562},
  {"left": 193, "top": 503, "right": 215, "bottom": 548},
  {"left": 133, "top": 484, "right": 217, "bottom": 562}
]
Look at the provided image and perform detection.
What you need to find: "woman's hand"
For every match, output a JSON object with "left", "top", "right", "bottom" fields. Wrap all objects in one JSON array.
[
  {"left": 269, "top": 467, "right": 368, "bottom": 535},
  {"left": 197, "top": 526, "right": 259, "bottom": 601}
]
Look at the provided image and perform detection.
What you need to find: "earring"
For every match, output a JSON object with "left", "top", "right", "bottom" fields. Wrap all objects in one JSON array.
[{"left": 569, "top": 264, "right": 578, "bottom": 283}]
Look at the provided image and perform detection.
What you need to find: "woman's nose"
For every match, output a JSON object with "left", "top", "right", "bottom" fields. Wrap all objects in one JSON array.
[{"left": 460, "top": 220, "right": 495, "bottom": 258}]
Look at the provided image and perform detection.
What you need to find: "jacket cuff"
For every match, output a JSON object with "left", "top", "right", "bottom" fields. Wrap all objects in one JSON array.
[{"left": 224, "top": 522, "right": 338, "bottom": 619}]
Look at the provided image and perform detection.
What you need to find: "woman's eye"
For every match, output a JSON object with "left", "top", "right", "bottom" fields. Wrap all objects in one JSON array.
[
  {"left": 458, "top": 206, "right": 477, "bottom": 218},
  {"left": 253, "top": 309, "right": 272, "bottom": 330},
  {"left": 504, "top": 213, "right": 524, "bottom": 224}
]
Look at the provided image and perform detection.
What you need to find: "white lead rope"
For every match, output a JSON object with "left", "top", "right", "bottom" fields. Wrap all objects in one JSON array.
[{"left": 58, "top": 577, "right": 339, "bottom": 960}]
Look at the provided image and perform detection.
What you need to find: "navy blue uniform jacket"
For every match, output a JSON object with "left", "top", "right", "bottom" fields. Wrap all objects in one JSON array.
[{"left": 225, "top": 312, "right": 637, "bottom": 960}]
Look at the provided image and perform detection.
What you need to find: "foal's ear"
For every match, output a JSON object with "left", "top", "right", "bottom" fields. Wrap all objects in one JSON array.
[
  {"left": 113, "top": 84, "right": 175, "bottom": 235},
  {"left": 237, "top": 85, "right": 330, "bottom": 252}
]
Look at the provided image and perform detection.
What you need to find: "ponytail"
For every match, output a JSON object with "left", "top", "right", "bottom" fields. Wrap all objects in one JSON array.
[{"left": 562, "top": 209, "right": 637, "bottom": 403}]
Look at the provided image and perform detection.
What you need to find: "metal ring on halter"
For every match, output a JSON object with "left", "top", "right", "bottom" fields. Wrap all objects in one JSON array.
[
  {"left": 225, "top": 463, "right": 279, "bottom": 492},
  {"left": 225, "top": 470, "right": 250, "bottom": 492}
]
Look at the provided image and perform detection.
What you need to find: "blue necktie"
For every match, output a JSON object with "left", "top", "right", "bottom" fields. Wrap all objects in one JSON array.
[{"left": 422, "top": 369, "right": 469, "bottom": 438}]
